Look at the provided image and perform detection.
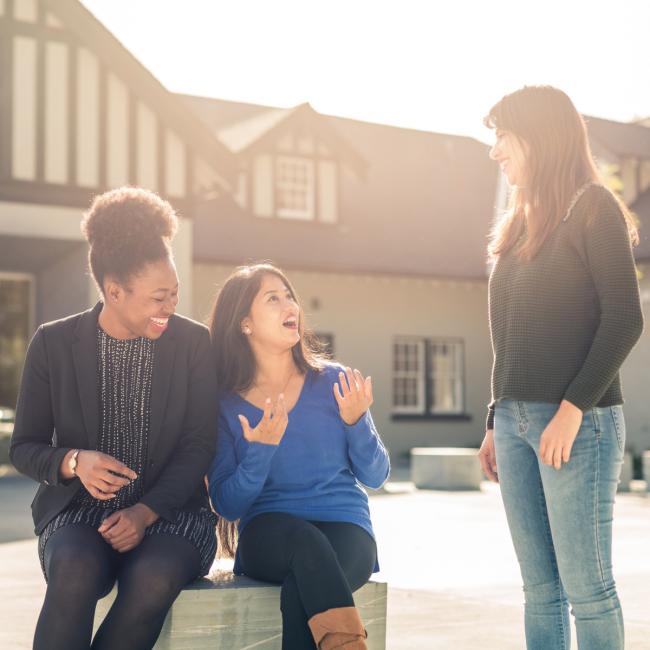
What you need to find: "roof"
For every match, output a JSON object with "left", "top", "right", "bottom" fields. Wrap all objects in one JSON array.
[
  {"left": 585, "top": 115, "right": 650, "bottom": 161},
  {"left": 217, "top": 107, "right": 296, "bottom": 153},
  {"left": 45, "top": 0, "right": 238, "bottom": 185},
  {"left": 181, "top": 96, "right": 366, "bottom": 174},
  {"left": 183, "top": 96, "right": 498, "bottom": 279}
]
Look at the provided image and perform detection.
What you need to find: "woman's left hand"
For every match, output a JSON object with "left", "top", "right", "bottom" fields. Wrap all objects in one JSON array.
[
  {"left": 334, "top": 367, "right": 373, "bottom": 425},
  {"left": 539, "top": 400, "right": 584, "bottom": 469},
  {"left": 98, "top": 503, "right": 157, "bottom": 553}
]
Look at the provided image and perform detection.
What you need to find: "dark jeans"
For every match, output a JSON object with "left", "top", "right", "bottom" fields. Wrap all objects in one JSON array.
[
  {"left": 238, "top": 512, "right": 377, "bottom": 650},
  {"left": 34, "top": 523, "right": 201, "bottom": 650}
]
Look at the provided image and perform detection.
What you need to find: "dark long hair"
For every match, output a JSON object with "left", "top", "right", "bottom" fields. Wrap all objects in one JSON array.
[
  {"left": 485, "top": 85, "right": 638, "bottom": 261},
  {"left": 208, "top": 263, "right": 329, "bottom": 557}
]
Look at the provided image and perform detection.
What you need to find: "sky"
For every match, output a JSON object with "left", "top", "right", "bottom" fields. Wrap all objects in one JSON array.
[{"left": 79, "top": 0, "right": 650, "bottom": 143}]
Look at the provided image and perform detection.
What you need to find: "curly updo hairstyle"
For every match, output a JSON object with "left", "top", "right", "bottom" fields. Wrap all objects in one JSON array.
[{"left": 81, "top": 187, "right": 178, "bottom": 293}]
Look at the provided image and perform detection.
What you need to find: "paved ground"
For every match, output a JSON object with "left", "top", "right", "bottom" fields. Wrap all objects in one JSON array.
[{"left": 1, "top": 468, "right": 649, "bottom": 649}]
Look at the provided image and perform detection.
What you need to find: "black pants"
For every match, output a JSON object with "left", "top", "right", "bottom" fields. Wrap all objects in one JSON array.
[
  {"left": 34, "top": 523, "right": 201, "bottom": 650},
  {"left": 238, "top": 513, "right": 377, "bottom": 650}
]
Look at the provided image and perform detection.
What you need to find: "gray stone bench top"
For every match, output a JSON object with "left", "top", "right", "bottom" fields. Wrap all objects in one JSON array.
[
  {"left": 94, "top": 565, "right": 387, "bottom": 649},
  {"left": 411, "top": 447, "right": 479, "bottom": 456}
]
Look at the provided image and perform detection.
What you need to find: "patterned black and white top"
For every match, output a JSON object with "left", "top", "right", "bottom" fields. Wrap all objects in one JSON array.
[{"left": 38, "top": 327, "right": 217, "bottom": 579}]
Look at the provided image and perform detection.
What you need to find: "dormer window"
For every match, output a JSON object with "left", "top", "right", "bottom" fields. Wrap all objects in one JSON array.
[
  {"left": 275, "top": 156, "right": 315, "bottom": 220},
  {"left": 252, "top": 152, "right": 337, "bottom": 222}
]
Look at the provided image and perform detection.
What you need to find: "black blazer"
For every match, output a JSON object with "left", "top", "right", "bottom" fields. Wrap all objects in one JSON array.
[{"left": 10, "top": 302, "right": 218, "bottom": 535}]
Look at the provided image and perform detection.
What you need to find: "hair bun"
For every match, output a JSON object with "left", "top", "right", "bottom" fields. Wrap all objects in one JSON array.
[
  {"left": 82, "top": 187, "right": 177, "bottom": 248},
  {"left": 81, "top": 187, "right": 179, "bottom": 290}
]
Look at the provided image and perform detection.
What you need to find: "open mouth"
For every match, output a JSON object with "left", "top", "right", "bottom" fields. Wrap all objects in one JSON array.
[
  {"left": 283, "top": 317, "right": 298, "bottom": 330},
  {"left": 150, "top": 317, "right": 169, "bottom": 332}
]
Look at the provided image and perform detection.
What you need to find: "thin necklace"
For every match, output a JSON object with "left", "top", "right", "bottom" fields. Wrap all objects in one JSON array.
[{"left": 251, "top": 368, "right": 297, "bottom": 401}]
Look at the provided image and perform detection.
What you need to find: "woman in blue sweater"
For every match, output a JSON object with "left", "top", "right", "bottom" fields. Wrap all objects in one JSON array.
[{"left": 207, "top": 263, "right": 390, "bottom": 650}]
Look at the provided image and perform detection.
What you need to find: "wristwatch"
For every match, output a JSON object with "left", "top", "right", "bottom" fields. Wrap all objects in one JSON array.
[{"left": 68, "top": 449, "right": 80, "bottom": 476}]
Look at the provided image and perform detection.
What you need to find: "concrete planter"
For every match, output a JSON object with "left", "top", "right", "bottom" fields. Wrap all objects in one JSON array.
[
  {"left": 643, "top": 451, "right": 650, "bottom": 491},
  {"left": 410, "top": 447, "right": 483, "bottom": 490}
]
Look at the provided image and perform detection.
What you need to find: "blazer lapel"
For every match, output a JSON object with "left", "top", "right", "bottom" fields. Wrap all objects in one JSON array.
[
  {"left": 72, "top": 303, "right": 102, "bottom": 449},
  {"left": 148, "top": 322, "right": 176, "bottom": 455}
]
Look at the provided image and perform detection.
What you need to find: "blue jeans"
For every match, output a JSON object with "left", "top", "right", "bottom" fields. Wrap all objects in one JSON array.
[{"left": 494, "top": 399, "right": 625, "bottom": 650}]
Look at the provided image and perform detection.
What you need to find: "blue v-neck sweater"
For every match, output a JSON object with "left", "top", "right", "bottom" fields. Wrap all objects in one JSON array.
[{"left": 208, "top": 363, "right": 390, "bottom": 574}]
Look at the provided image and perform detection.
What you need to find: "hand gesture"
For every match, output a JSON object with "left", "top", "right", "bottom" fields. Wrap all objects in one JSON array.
[
  {"left": 539, "top": 400, "right": 583, "bottom": 469},
  {"left": 239, "top": 395, "right": 288, "bottom": 446},
  {"left": 334, "top": 367, "right": 373, "bottom": 425},
  {"left": 478, "top": 429, "right": 498, "bottom": 482},
  {"left": 75, "top": 451, "right": 137, "bottom": 500},
  {"left": 98, "top": 503, "right": 155, "bottom": 553}
]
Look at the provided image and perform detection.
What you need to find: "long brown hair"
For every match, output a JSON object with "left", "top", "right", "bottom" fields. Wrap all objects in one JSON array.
[
  {"left": 485, "top": 85, "right": 638, "bottom": 261},
  {"left": 208, "top": 263, "right": 329, "bottom": 557}
]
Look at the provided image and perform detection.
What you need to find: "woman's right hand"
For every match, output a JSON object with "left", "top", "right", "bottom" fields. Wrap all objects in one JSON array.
[
  {"left": 61, "top": 450, "right": 137, "bottom": 500},
  {"left": 239, "top": 395, "right": 288, "bottom": 446},
  {"left": 478, "top": 429, "right": 498, "bottom": 483}
]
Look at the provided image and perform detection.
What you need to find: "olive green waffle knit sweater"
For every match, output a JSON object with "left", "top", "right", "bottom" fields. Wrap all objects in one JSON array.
[{"left": 486, "top": 183, "right": 643, "bottom": 430}]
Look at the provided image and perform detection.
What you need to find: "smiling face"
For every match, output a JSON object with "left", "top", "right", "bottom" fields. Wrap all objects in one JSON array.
[
  {"left": 489, "top": 129, "right": 529, "bottom": 187},
  {"left": 102, "top": 257, "right": 179, "bottom": 340},
  {"left": 242, "top": 273, "right": 301, "bottom": 352}
]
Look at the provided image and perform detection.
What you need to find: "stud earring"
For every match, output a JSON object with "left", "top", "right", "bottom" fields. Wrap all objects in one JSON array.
[{"left": 243, "top": 327, "right": 251, "bottom": 335}]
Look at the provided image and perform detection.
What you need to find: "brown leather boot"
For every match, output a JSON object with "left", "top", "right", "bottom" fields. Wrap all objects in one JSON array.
[{"left": 308, "top": 606, "right": 368, "bottom": 649}]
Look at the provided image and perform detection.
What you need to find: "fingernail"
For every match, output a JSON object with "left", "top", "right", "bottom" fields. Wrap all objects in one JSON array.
[
  {"left": 266, "top": 398, "right": 271, "bottom": 404},
  {"left": 279, "top": 393, "right": 285, "bottom": 400}
]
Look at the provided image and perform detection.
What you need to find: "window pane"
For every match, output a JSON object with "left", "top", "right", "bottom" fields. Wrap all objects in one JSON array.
[
  {"left": 276, "top": 156, "right": 315, "bottom": 220},
  {"left": 392, "top": 338, "right": 425, "bottom": 412},
  {"left": 429, "top": 339, "right": 464, "bottom": 413},
  {"left": 0, "top": 277, "right": 31, "bottom": 410}
]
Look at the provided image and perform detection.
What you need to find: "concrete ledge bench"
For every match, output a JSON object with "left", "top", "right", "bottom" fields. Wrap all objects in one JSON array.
[
  {"left": 94, "top": 568, "right": 387, "bottom": 649},
  {"left": 411, "top": 447, "right": 483, "bottom": 490}
]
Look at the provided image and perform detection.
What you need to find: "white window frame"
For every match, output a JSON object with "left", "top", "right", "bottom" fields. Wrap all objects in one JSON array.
[
  {"left": 429, "top": 339, "right": 464, "bottom": 415},
  {"left": 391, "top": 336, "right": 465, "bottom": 416},
  {"left": 275, "top": 155, "right": 315, "bottom": 220},
  {"left": 392, "top": 338, "right": 426, "bottom": 414}
]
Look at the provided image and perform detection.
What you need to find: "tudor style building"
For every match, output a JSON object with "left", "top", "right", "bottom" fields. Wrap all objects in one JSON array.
[
  {"left": 1, "top": 0, "right": 649, "bottom": 459},
  {"left": 0, "top": 0, "right": 237, "bottom": 412}
]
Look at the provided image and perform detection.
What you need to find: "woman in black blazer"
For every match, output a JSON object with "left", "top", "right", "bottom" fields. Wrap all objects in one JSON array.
[{"left": 10, "top": 188, "right": 218, "bottom": 650}]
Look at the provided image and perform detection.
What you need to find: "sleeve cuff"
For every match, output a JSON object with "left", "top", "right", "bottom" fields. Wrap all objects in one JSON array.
[
  {"left": 343, "top": 411, "right": 372, "bottom": 435},
  {"left": 50, "top": 447, "right": 73, "bottom": 486},
  {"left": 562, "top": 391, "right": 589, "bottom": 412},
  {"left": 138, "top": 495, "right": 171, "bottom": 522},
  {"left": 239, "top": 440, "right": 279, "bottom": 476},
  {"left": 486, "top": 407, "right": 495, "bottom": 431}
]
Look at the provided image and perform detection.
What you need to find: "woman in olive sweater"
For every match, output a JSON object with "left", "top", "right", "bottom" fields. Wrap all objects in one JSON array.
[{"left": 478, "top": 86, "right": 643, "bottom": 650}]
